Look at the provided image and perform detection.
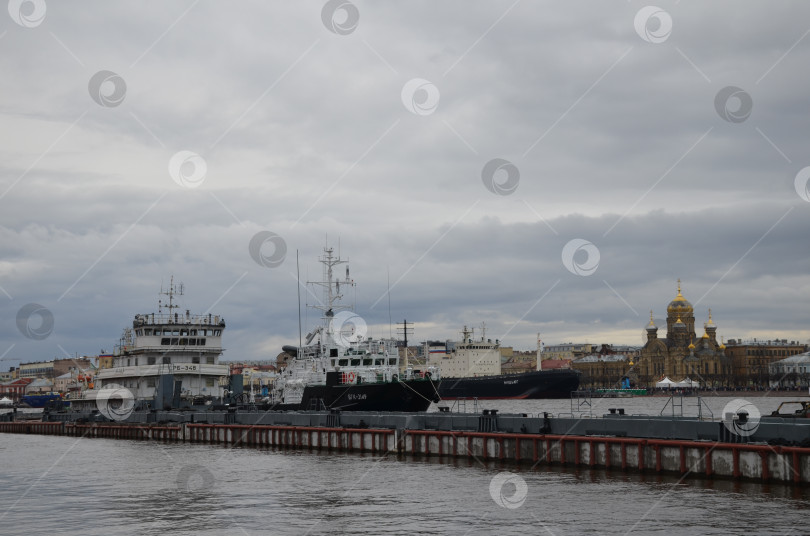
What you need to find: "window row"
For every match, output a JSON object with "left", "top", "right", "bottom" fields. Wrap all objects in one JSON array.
[
  {"left": 124, "top": 356, "right": 216, "bottom": 366},
  {"left": 161, "top": 338, "right": 206, "bottom": 346},
  {"left": 333, "top": 358, "right": 398, "bottom": 367},
  {"left": 136, "top": 328, "right": 221, "bottom": 337}
]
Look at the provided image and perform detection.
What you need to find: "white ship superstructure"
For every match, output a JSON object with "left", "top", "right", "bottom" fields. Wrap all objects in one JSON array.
[
  {"left": 71, "top": 278, "right": 229, "bottom": 409},
  {"left": 427, "top": 325, "right": 501, "bottom": 378},
  {"left": 271, "top": 247, "right": 438, "bottom": 409}
]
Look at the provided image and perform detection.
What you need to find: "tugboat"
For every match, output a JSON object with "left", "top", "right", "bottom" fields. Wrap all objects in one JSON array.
[
  {"left": 68, "top": 278, "right": 231, "bottom": 415},
  {"left": 269, "top": 247, "right": 440, "bottom": 412},
  {"left": 430, "top": 326, "right": 580, "bottom": 399}
]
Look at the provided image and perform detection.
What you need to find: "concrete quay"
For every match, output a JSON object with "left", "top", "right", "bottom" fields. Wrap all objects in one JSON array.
[{"left": 2, "top": 410, "right": 810, "bottom": 485}]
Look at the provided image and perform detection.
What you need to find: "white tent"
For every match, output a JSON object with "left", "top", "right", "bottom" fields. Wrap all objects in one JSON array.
[
  {"left": 655, "top": 377, "right": 676, "bottom": 389},
  {"left": 675, "top": 377, "right": 700, "bottom": 388},
  {"left": 0, "top": 397, "right": 13, "bottom": 406}
]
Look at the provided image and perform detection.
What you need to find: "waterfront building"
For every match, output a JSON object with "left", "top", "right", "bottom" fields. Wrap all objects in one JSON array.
[
  {"left": 96, "top": 354, "right": 114, "bottom": 369},
  {"left": 724, "top": 339, "right": 806, "bottom": 388},
  {"left": 52, "top": 357, "right": 94, "bottom": 377},
  {"left": 18, "top": 360, "right": 54, "bottom": 379},
  {"left": 0, "top": 378, "right": 32, "bottom": 402},
  {"left": 571, "top": 354, "right": 631, "bottom": 389},
  {"left": 16, "top": 357, "right": 94, "bottom": 380},
  {"left": 637, "top": 281, "right": 732, "bottom": 389},
  {"left": 768, "top": 352, "right": 810, "bottom": 388},
  {"left": 501, "top": 351, "right": 536, "bottom": 374},
  {"left": 54, "top": 373, "right": 73, "bottom": 394},
  {"left": 540, "top": 343, "right": 594, "bottom": 363}
]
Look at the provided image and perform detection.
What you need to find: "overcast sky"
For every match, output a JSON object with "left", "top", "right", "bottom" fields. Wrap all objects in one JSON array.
[{"left": 2, "top": 1, "right": 809, "bottom": 368}]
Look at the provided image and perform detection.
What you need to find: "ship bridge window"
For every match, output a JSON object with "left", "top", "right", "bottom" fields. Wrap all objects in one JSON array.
[
  {"left": 363, "top": 359, "right": 372, "bottom": 366},
  {"left": 189, "top": 339, "right": 196, "bottom": 346},
  {"left": 162, "top": 356, "right": 171, "bottom": 364},
  {"left": 338, "top": 359, "right": 349, "bottom": 367},
  {"left": 171, "top": 338, "right": 179, "bottom": 345},
  {"left": 388, "top": 358, "right": 397, "bottom": 366},
  {"left": 172, "top": 329, "right": 179, "bottom": 336},
  {"left": 206, "top": 356, "right": 215, "bottom": 364},
  {"left": 351, "top": 359, "right": 360, "bottom": 366},
  {"left": 161, "top": 338, "right": 170, "bottom": 345},
  {"left": 374, "top": 359, "right": 384, "bottom": 366},
  {"left": 148, "top": 357, "right": 156, "bottom": 365},
  {"left": 190, "top": 329, "right": 197, "bottom": 336},
  {"left": 136, "top": 330, "right": 143, "bottom": 336},
  {"left": 179, "top": 338, "right": 187, "bottom": 345},
  {"left": 214, "top": 330, "right": 221, "bottom": 336},
  {"left": 198, "top": 338, "right": 206, "bottom": 346},
  {"left": 192, "top": 356, "right": 199, "bottom": 364},
  {"left": 330, "top": 348, "right": 338, "bottom": 358},
  {"left": 180, "top": 329, "right": 188, "bottom": 336},
  {"left": 144, "top": 329, "right": 152, "bottom": 336}
]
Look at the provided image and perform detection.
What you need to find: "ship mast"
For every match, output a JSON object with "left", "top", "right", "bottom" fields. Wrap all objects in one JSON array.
[
  {"left": 461, "top": 325, "right": 473, "bottom": 343},
  {"left": 308, "top": 247, "right": 354, "bottom": 338},
  {"left": 158, "top": 276, "right": 184, "bottom": 321}
]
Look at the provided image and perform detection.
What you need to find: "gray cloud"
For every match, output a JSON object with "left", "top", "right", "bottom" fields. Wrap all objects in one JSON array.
[{"left": 2, "top": 1, "right": 810, "bottom": 367}]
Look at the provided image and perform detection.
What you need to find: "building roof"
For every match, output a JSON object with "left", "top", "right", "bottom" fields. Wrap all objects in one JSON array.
[
  {"left": 540, "top": 359, "right": 571, "bottom": 369},
  {"left": 27, "top": 378, "right": 53, "bottom": 387},
  {"left": 575, "top": 354, "right": 629, "bottom": 363},
  {"left": 726, "top": 339, "right": 805, "bottom": 347},
  {"left": 770, "top": 352, "right": 810, "bottom": 365},
  {"left": 3, "top": 378, "right": 34, "bottom": 386}
]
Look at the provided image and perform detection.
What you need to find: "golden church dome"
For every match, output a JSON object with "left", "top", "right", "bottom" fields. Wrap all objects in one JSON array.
[{"left": 667, "top": 279, "right": 693, "bottom": 314}]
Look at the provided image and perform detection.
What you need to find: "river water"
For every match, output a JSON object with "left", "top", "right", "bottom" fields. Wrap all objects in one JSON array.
[{"left": 1, "top": 395, "right": 809, "bottom": 536}]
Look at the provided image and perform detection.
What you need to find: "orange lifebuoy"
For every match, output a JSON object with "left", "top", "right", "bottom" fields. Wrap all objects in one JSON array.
[{"left": 348, "top": 372, "right": 356, "bottom": 383}]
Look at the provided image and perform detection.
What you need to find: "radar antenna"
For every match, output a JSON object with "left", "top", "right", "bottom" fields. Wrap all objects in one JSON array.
[{"left": 158, "top": 275, "right": 184, "bottom": 317}]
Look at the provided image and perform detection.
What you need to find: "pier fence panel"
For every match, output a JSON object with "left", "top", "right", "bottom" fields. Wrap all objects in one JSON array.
[{"left": 5, "top": 419, "right": 810, "bottom": 484}]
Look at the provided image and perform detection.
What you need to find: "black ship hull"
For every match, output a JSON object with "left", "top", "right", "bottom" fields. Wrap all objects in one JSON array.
[
  {"left": 271, "top": 378, "right": 440, "bottom": 412},
  {"left": 438, "top": 369, "right": 580, "bottom": 400}
]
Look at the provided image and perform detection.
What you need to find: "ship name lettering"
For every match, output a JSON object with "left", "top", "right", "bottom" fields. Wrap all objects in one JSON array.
[{"left": 170, "top": 364, "right": 199, "bottom": 372}]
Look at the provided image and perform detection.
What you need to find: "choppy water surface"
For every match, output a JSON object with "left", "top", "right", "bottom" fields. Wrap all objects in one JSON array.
[{"left": 1, "top": 396, "right": 809, "bottom": 536}]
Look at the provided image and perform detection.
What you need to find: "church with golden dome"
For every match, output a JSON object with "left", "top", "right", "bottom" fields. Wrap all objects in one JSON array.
[{"left": 636, "top": 280, "right": 732, "bottom": 388}]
